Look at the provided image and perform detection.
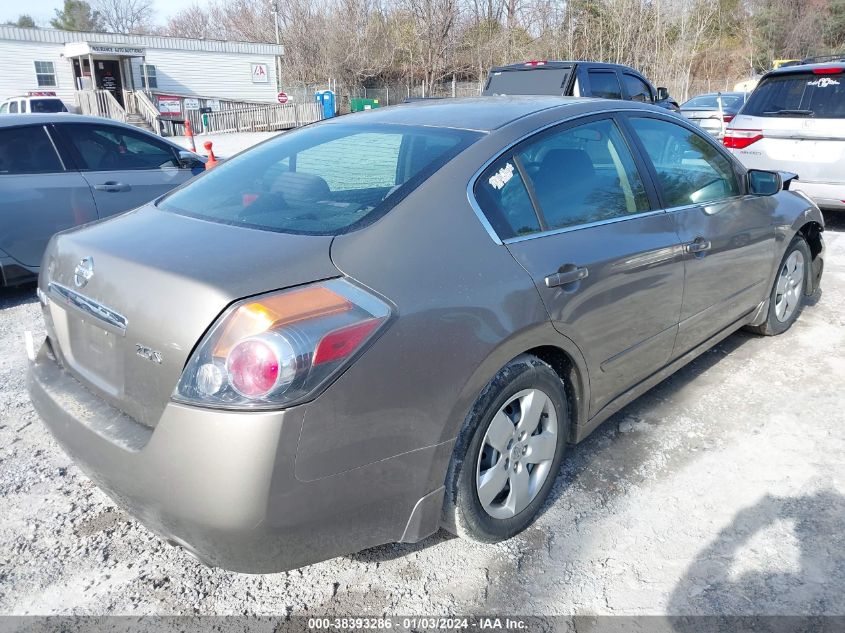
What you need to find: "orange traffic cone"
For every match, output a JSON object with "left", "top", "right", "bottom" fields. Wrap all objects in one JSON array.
[
  {"left": 184, "top": 118, "right": 196, "bottom": 152},
  {"left": 204, "top": 140, "right": 218, "bottom": 170}
]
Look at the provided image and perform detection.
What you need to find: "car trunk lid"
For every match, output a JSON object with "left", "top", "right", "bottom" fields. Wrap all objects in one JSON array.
[{"left": 41, "top": 205, "right": 338, "bottom": 428}]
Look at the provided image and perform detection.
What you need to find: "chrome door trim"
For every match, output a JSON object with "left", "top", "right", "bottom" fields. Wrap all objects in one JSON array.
[
  {"left": 48, "top": 282, "right": 128, "bottom": 335},
  {"left": 503, "top": 209, "right": 668, "bottom": 244}
]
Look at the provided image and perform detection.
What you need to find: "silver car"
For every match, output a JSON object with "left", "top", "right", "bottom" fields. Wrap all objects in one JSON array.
[
  {"left": 680, "top": 92, "right": 747, "bottom": 138},
  {"left": 0, "top": 114, "right": 205, "bottom": 287},
  {"left": 27, "top": 98, "right": 825, "bottom": 573},
  {"left": 724, "top": 60, "right": 845, "bottom": 210}
]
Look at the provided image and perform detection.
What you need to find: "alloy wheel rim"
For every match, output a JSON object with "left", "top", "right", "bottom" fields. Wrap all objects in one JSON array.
[
  {"left": 475, "top": 388, "right": 558, "bottom": 519},
  {"left": 774, "top": 250, "right": 805, "bottom": 323}
]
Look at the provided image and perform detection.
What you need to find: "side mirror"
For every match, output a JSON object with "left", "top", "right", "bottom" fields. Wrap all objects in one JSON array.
[
  {"left": 656, "top": 86, "right": 670, "bottom": 101},
  {"left": 747, "top": 169, "right": 782, "bottom": 196},
  {"left": 178, "top": 150, "right": 203, "bottom": 169}
]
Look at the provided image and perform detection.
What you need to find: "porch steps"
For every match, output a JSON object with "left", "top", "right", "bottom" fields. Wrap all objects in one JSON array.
[{"left": 125, "top": 113, "right": 156, "bottom": 134}]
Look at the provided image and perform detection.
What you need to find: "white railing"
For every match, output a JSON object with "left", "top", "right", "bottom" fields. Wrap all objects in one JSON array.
[
  {"left": 125, "top": 90, "right": 163, "bottom": 133},
  {"left": 75, "top": 89, "right": 126, "bottom": 122},
  {"left": 203, "top": 102, "right": 323, "bottom": 133}
]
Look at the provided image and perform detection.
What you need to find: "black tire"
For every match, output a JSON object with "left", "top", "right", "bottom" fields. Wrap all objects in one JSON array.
[
  {"left": 442, "top": 354, "right": 569, "bottom": 543},
  {"left": 747, "top": 235, "right": 812, "bottom": 336}
]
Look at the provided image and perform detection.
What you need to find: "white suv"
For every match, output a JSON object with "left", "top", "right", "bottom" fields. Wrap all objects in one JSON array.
[
  {"left": 724, "top": 59, "right": 845, "bottom": 210},
  {"left": 0, "top": 92, "right": 69, "bottom": 114}
]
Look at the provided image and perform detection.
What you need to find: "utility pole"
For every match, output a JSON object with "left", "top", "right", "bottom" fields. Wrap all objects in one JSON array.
[{"left": 270, "top": 0, "right": 282, "bottom": 90}]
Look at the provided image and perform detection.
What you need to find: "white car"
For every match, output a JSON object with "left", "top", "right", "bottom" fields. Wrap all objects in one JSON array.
[
  {"left": 724, "top": 59, "right": 845, "bottom": 210},
  {"left": 0, "top": 91, "right": 69, "bottom": 114}
]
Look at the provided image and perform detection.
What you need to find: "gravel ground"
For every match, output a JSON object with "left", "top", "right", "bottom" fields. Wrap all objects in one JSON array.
[
  {"left": 171, "top": 132, "right": 283, "bottom": 158},
  {"left": 1, "top": 214, "right": 843, "bottom": 617}
]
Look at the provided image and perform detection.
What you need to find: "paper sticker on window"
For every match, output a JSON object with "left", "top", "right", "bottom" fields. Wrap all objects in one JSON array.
[
  {"left": 807, "top": 77, "right": 840, "bottom": 88},
  {"left": 488, "top": 162, "right": 515, "bottom": 190}
]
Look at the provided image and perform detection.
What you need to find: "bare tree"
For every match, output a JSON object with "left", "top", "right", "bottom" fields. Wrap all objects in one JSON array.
[{"left": 94, "top": 0, "right": 154, "bottom": 33}]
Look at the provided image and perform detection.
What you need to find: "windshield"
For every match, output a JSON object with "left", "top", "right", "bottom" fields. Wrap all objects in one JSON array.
[
  {"left": 159, "top": 123, "right": 480, "bottom": 235},
  {"left": 483, "top": 68, "right": 572, "bottom": 96},
  {"left": 743, "top": 71, "right": 845, "bottom": 118},
  {"left": 683, "top": 94, "right": 744, "bottom": 110},
  {"left": 30, "top": 99, "right": 66, "bottom": 113}
]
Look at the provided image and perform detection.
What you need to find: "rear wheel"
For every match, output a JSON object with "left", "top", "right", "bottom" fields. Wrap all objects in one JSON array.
[
  {"left": 748, "top": 235, "right": 811, "bottom": 336},
  {"left": 443, "top": 355, "right": 569, "bottom": 542}
]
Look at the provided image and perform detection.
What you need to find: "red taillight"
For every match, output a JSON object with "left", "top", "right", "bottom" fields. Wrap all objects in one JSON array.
[
  {"left": 722, "top": 114, "right": 734, "bottom": 123},
  {"left": 227, "top": 338, "right": 281, "bottom": 397},
  {"left": 175, "top": 279, "right": 392, "bottom": 408},
  {"left": 812, "top": 67, "right": 844, "bottom": 74},
  {"left": 314, "top": 318, "right": 383, "bottom": 366},
  {"left": 525, "top": 60, "right": 547, "bottom": 66},
  {"left": 723, "top": 129, "right": 763, "bottom": 149}
]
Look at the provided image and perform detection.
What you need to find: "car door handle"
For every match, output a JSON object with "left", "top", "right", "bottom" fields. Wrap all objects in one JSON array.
[
  {"left": 545, "top": 266, "right": 589, "bottom": 288},
  {"left": 94, "top": 181, "right": 130, "bottom": 192},
  {"left": 685, "top": 238, "right": 711, "bottom": 254}
]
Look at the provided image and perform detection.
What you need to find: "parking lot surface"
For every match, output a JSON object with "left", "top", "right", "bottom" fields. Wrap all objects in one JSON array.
[{"left": 1, "top": 214, "right": 843, "bottom": 616}]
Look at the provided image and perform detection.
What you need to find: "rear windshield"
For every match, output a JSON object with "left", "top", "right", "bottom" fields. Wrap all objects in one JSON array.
[
  {"left": 159, "top": 123, "right": 479, "bottom": 234},
  {"left": 29, "top": 99, "right": 66, "bottom": 113},
  {"left": 743, "top": 72, "right": 845, "bottom": 118},
  {"left": 483, "top": 68, "right": 571, "bottom": 96},
  {"left": 683, "top": 94, "right": 744, "bottom": 110}
]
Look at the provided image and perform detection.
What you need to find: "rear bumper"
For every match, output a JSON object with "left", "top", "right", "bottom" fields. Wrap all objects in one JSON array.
[
  {"left": 791, "top": 181, "right": 845, "bottom": 210},
  {"left": 27, "top": 339, "right": 449, "bottom": 573}
]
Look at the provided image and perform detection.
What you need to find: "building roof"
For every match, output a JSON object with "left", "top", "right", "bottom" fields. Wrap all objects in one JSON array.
[{"left": 0, "top": 25, "right": 284, "bottom": 57}]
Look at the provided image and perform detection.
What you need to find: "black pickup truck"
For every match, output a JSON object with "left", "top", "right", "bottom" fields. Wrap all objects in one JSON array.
[{"left": 483, "top": 60, "right": 680, "bottom": 111}]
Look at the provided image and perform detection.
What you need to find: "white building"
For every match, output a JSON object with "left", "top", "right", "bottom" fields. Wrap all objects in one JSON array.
[{"left": 0, "top": 26, "right": 284, "bottom": 112}]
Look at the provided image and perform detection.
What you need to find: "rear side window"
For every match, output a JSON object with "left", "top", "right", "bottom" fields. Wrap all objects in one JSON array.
[
  {"left": 474, "top": 156, "right": 541, "bottom": 238},
  {"left": 588, "top": 71, "right": 623, "bottom": 99},
  {"left": 744, "top": 72, "right": 845, "bottom": 118},
  {"left": 60, "top": 124, "right": 179, "bottom": 171},
  {"left": 623, "top": 74, "right": 652, "bottom": 102},
  {"left": 629, "top": 117, "right": 740, "bottom": 207},
  {"left": 474, "top": 118, "right": 650, "bottom": 238},
  {"left": 0, "top": 126, "right": 63, "bottom": 174},
  {"left": 159, "top": 123, "right": 479, "bottom": 235}
]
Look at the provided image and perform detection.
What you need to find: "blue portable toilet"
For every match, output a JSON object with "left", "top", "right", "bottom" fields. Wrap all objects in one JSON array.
[{"left": 315, "top": 90, "right": 336, "bottom": 119}]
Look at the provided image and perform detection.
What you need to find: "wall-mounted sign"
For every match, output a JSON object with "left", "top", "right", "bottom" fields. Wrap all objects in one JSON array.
[
  {"left": 184, "top": 98, "right": 200, "bottom": 110},
  {"left": 207, "top": 99, "right": 221, "bottom": 112},
  {"left": 251, "top": 63, "right": 269, "bottom": 83},
  {"left": 157, "top": 95, "right": 182, "bottom": 117},
  {"left": 90, "top": 44, "right": 145, "bottom": 56}
]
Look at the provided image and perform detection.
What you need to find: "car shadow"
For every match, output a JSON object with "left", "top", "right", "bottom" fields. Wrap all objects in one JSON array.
[
  {"left": 667, "top": 490, "right": 845, "bottom": 617},
  {"left": 0, "top": 283, "right": 37, "bottom": 310}
]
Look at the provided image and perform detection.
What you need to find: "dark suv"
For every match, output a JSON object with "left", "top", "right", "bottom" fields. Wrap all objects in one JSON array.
[{"left": 483, "top": 60, "right": 679, "bottom": 111}]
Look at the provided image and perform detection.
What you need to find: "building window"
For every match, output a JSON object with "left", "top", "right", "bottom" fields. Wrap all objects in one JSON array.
[
  {"left": 140, "top": 64, "right": 158, "bottom": 89},
  {"left": 34, "top": 61, "right": 57, "bottom": 87}
]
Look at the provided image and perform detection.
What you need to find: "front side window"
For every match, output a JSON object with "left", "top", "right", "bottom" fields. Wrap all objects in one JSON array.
[
  {"left": 61, "top": 124, "right": 179, "bottom": 171},
  {"left": 159, "top": 123, "right": 479, "bottom": 235},
  {"left": 30, "top": 99, "right": 66, "bottom": 113},
  {"left": 34, "top": 61, "right": 57, "bottom": 87},
  {"left": 629, "top": 117, "right": 740, "bottom": 207},
  {"left": 743, "top": 72, "right": 845, "bottom": 118},
  {"left": 588, "top": 71, "right": 623, "bottom": 99},
  {"left": 624, "top": 74, "right": 652, "bottom": 102},
  {"left": 0, "top": 126, "right": 63, "bottom": 174},
  {"left": 9, "top": 102, "right": 18, "bottom": 114}
]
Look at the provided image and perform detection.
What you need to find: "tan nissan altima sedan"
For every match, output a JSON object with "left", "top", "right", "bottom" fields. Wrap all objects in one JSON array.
[{"left": 28, "top": 97, "right": 824, "bottom": 572}]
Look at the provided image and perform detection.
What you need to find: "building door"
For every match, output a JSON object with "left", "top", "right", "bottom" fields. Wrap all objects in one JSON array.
[{"left": 97, "top": 60, "right": 124, "bottom": 106}]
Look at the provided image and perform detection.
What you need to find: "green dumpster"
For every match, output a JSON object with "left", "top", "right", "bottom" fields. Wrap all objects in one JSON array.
[{"left": 350, "top": 98, "right": 380, "bottom": 112}]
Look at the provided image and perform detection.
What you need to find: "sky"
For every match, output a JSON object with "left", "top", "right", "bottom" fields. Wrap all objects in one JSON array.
[{"left": 1, "top": 0, "right": 201, "bottom": 27}]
